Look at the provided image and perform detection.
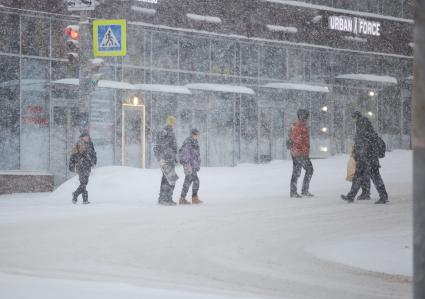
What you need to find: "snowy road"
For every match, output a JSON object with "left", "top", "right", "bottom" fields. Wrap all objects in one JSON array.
[{"left": 0, "top": 151, "right": 412, "bottom": 299}]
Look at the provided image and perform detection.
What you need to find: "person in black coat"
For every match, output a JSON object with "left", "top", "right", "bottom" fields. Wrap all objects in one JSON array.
[
  {"left": 70, "top": 132, "right": 97, "bottom": 204},
  {"left": 341, "top": 111, "right": 388, "bottom": 204},
  {"left": 153, "top": 116, "right": 178, "bottom": 205}
]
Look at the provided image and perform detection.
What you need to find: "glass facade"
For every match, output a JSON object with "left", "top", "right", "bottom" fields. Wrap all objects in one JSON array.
[{"left": 0, "top": 4, "right": 413, "bottom": 184}]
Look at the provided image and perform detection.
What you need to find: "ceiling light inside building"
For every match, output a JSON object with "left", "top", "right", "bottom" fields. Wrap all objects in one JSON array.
[
  {"left": 368, "top": 91, "right": 376, "bottom": 97},
  {"left": 266, "top": 25, "right": 298, "bottom": 33},
  {"left": 343, "top": 36, "right": 367, "bottom": 43},
  {"left": 321, "top": 106, "right": 328, "bottom": 112},
  {"left": 311, "top": 15, "right": 322, "bottom": 23},
  {"left": 321, "top": 127, "right": 328, "bottom": 133},
  {"left": 367, "top": 111, "right": 374, "bottom": 117},
  {"left": 131, "top": 6, "right": 156, "bottom": 15},
  {"left": 320, "top": 146, "right": 328, "bottom": 152},
  {"left": 186, "top": 13, "right": 222, "bottom": 24}
]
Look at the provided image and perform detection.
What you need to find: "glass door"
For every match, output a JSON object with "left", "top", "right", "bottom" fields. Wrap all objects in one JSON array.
[
  {"left": 50, "top": 104, "right": 86, "bottom": 185},
  {"left": 122, "top": 103, "right": 145, "bottom": 168}
]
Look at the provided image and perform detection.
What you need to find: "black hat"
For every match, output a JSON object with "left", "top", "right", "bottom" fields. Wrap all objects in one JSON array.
[
  {"left": 297, "top": 109, "right": 309, "bottom": 120},
  {"left": 352, "top": 111, "right": 362, "bottom": 119},
  {"left": 79, "top": 131, "right": 89, "bottom": 138},
  {"left": 191, "top": 128, "right": 200, "bottom": 135}
]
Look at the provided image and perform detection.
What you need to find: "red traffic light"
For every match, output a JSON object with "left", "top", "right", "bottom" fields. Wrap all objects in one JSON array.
[{"left": 64, "top": 25, "right": 80, "bottom": 40}]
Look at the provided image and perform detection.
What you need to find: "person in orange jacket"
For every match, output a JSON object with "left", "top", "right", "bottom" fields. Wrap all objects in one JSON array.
[{"left": 289, "top": 109, "right": 314, "bottom": 198}]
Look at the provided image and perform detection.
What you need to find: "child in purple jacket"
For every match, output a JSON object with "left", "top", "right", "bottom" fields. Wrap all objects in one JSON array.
[{"left": 179, "top": 129, "right": 202, "bottom": 205}]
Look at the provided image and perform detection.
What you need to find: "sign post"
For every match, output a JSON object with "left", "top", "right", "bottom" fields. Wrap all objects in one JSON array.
[{"left": 93, "top": 19, "right": 127, "bottom": 57}]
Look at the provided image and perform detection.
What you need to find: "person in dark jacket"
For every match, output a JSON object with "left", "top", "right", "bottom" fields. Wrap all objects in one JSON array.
[
  {"left": 70, "top": 132, "right": 97, "bottom": 204},
  {"left": 179, "top": 128, "right": 202, "bottom": 205},
  {"left": 289, "top": 109, "right": 314, "bottom": 198},
  {"left": 341, "top": 111, "right": 388, "bottom": 204},
  {"left": 154, "top": 116, "right": 178, "bottom": 205}
]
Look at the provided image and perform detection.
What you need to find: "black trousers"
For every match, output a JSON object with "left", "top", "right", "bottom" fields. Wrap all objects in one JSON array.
[
  {"left": 74, "top": 172, "right": 89, "bottom": 201},
  {"left": 290, "top": 156, "right": 313, "bottom": 194},
  {"left": 348, "top": 159, "right": 388, "bottom": 200},
  {"left": 159, "top": 174, "right": 175, "bottom": 202},
  {"left": 181, "top": 171, "right": 200, "bottom": 198}
]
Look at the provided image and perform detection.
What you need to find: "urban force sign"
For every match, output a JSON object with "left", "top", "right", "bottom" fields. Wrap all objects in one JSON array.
[{"left": 328, "top": 16, "right": 381, "bottom": 36}]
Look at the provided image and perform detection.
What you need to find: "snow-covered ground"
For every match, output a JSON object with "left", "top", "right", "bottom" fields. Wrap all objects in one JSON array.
[{"left": 0, "top": 151, "right": 412, "bottom": 299}]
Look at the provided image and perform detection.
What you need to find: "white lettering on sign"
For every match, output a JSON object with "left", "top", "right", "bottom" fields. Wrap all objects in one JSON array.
[{"left": 328, "top": 16, "right": 380, "bottom": 36}]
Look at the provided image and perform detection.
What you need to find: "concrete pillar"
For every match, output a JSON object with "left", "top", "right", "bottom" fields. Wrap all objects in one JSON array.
[
  {"left": 78, "top": 11, "right": 92, "bottom": 133},
  {"left": 413, "top": 1, "right": 425, "bottom": 298}
]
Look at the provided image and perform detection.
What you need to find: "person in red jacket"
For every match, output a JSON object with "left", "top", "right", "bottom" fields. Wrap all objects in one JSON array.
[{"left": 289, "top": 109, "right": 314, "bottom": 198}]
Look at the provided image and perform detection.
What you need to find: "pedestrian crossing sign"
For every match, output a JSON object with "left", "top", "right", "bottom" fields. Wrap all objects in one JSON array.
[{"left": 93, "top": 19, "right": 127, "bottom": 57}]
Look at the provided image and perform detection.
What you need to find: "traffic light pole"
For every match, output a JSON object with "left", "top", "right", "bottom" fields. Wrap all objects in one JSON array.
[
  {"left": 414, "top": 1, "right": 425, "bottom": 298},
  {"left": 78, "top": 10, "right": 92, "bottom": 133}
]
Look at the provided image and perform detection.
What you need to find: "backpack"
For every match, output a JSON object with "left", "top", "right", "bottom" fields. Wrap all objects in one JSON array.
[
  {"left": 376, "top": 135, "right": 386, "bottom": 159},
  {"left": 286, "top": 126, "right": 293, "bottom": 150}
]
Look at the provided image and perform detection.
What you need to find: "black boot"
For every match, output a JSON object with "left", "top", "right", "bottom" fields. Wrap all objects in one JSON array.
[
  {"left": 72, "top": 192, "right": 78, "bottom": 204},
  {"left": 341, "top": 194, "right": 354, "bottom": 203},
  {"left": 82, "top": 193, "right": 90, "bottom": 204},
  {"left": 357, "top": 193, "right": 371, "bottom": 200},
  {"left": 290, "top": 192, "right": 302, "bottom": 198},
  {"left": 374, "top": 198, "right": 389, "bottom": 204},
  {"left": 301, "top": 191, "right": 314, "bottom": 197}
]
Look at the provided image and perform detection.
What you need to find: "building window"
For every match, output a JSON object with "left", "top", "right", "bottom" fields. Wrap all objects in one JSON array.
[
  {"left": 179, "top": 36, "right": 210, "bottom": 73},
  {"left": 208, "top": 93, "right": 235, "bottom": 166},
  {"left": 261, "top": 45, "right": 287, "bottom": 80},
  {"left": 240, "top": 43, "right": 259, "bottom": 78},
  {"left": 310, "top": 51, "right": 330, "bottom": 83},
  {"left": 0, "top": 12, "right": 20, "bottom": 54},
  {"left": 0, "top": 56, "right": 20, "bottom": 170},
  {"left": 20, "top": 58, "right": 50, "bottom": 171},
  {"left": 124, "top": 28, "right": 144, "bottom": 66},
  {"left": 381, "top": 0, "right": 403, "bottom": 17},
  {"left": 21, "top": 16, "right": 50, "bottom": 57},
  {"left": 51, "top": 19, "right": 75, "bottom": 59},
  {"left": 380, "top": 86, "right": 401, "bottom": 135},
  {"left": 123, "top": 67, "right": 145, "bottom": 84},
  {"left": 288, "top": 48, "right": 304, "bottom": 81},
  {"left": 404, "top": 0, "right": 414, "bottom": 19},
  {"left": 151, "top": 32, "right": 178, "bottom": 69},
  {"left": 211, "top": 39, "right": 236, "bottom": 75}
]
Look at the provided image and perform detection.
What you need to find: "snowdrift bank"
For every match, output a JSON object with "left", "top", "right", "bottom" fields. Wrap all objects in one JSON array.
[{"left": 0, "top": 150, "right": 413, "bottom": 299}]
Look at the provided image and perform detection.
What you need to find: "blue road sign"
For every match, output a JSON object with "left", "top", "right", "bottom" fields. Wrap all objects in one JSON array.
[{"left": 93, "top": 20, "right": 127, "bottom": 57}]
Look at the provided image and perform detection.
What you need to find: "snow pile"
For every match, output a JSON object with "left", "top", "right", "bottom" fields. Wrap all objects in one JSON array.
[
  {"left": 308, "top": 230, "right": 412, "bottom": 276},
  {"left": 0, "top": 150, "right": 413, "bottom": 299},
  {"left": 51, "top": 166, "right": 161, "bottom": 205}
]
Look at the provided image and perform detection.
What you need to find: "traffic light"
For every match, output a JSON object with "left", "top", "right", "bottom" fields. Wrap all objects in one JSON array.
[{"left": 64, "top": 25, "right": 80, "bottom": 66}]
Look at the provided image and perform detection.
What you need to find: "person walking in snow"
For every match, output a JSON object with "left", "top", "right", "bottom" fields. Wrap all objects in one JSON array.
[
  {"left": 289, "top": 109, "right": 314, "bottom": 198},
  {"left": 154, "top": 116, "right": 179, "bottom": 206},
  {"left": 179, "top": 128, "right": 203, "bottom": 205},
  {"left": 347, "top": 147, "right": 371, "bottom": 200},
  {"left": 341, "top": 111, "right": 388, "bottom": 204},
  {"left": 70, "top": 132, "right": 97, "bottom": 204}
]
